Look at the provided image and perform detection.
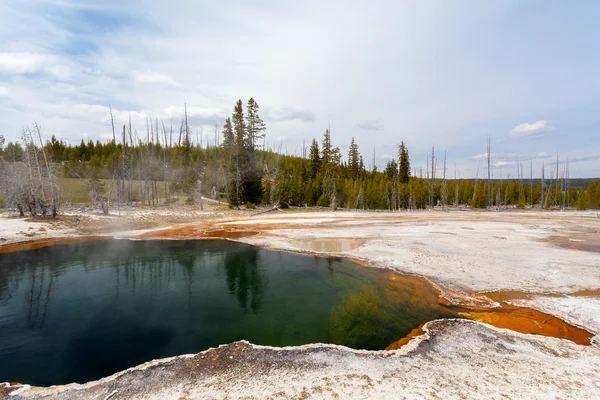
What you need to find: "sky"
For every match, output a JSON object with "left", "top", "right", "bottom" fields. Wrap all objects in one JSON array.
[{"left": 0, "top": 0, "right": 599, "bottom": 178}]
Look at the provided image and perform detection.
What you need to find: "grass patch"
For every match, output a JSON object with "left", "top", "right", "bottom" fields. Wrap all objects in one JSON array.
[{"left": 56, "top": 178, "right": 174, "bottom": 205}]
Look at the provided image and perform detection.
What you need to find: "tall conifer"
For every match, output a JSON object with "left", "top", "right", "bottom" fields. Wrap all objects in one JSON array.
[
  {"left": 245, "top": 98, "right": 266, "bottom": 150},
  {"left": 309, "top": 138, "right": 320, "bottom": 178},
  {"left": 399, "top": 141, "right": 410, "bottom": 184}
]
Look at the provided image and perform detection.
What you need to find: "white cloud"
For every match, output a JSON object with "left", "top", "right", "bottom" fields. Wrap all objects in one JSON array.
[
  {"left": 0, "top": 52, "right": 83, "bottom": 79},
  {"left": 162, "top": 105, "right": 227, "bottom": 127},
  {"left": 509, "top": 120, "right": 552, "bottom": 138},
  {"left": 132, "top": 70, "right": 181, "bottom": 87},
  {"left": 0, "top": 52, "right": 48, "bottom": 74},
  {"left": 266, "top": 106, "right": 316, "bottom": 123},
  {"left": 494, "top": 160, "right": 512, "bottom": 167},
  {"left": 472, "top": 152, "right": 492, "bottom": 160},
  {"left": 0, "top": 1, "right": 598, "bottom": 177},
  {"left": 380, "top": 154, "right": 393, "bottom": 159},
  {"left": 0, "top": 86, "right": 8, "bottom": 97},
  {"left": 536, "top": 152, "right": 550, "bottom": 158},
  {"left": 357, "top": 119, "right": 383, "bottom": 131},
  {"left": 163, "top": 105, "right": 224, "bottom": 118}
]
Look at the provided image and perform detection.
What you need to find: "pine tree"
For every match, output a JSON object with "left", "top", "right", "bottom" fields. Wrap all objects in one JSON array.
[
  {"left": 588, "top": 180, "right": 599, "bottom": 208},
  {"left": 222, "top": 117, "right": 234, "bottom": 149},
  {"left": 218, "top": 117, "right": 234, "bottom": 202},
  {"left": 385, "top": 159, "right": 398, "bottom": 180},
  {"left": 348, "top": 137, "right": 361, "bottom": 179},
  {"left": 221, "top": 118, "right": 234, "bottom": 175},
  {"left": 576, "top": 189, "right": 589, "bottom": 210},
  {"left": 231, "top": 99, "right": 263, "bottom": 206},
  {"left": 399, "top": 141, "right": 410, "bottom": 184},
  {"left": 232, "top": 100, "right": 246, "bottom": 149},
  {"left": 324, "top": 148, "right": 341, "bottom": 209},
  {"left": 245, "top": 97, "right": 266, "bottom": 150},
  {"left": 316, "top": 128, "right": 341, "bottom": 209},
  {"left": 308, "top": 138, "right": 320, "bottom": 178},
  {"left": 228, "top": 100, "right": 247, "bottom": 206},
  {"left": 321, "top": 129, "right": 332, "bottom": 165}
]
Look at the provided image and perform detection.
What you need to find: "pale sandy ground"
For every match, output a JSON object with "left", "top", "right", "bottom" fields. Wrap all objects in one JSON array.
[
  {"left": 1, "top": 208, "right": 600, "bottom": 399},
  {"left": 0, "top": 214, "right": 76, "bottom": 242},
  {"left": 229, "top": 211, "right": 600, "bottom": 294}
]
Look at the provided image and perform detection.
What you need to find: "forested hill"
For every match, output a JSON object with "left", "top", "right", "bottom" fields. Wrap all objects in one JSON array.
[
  {"left": 1, "top": 99, "right": 599, "bottom": 215},
  {"left": 453, "top": 178, "right": 599, "bottom": 191}
]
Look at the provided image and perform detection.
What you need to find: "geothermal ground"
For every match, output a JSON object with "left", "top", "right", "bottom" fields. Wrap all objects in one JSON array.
[{"left": 1, "top": 206, "right": 600, "bottom": 399}]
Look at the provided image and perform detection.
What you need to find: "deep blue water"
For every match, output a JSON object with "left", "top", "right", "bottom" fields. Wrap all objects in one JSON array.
[{"left": 0, "top": 239, "right": 452, "bottom": 386}]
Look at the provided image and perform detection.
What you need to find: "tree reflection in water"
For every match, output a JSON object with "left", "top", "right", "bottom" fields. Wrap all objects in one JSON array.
[
  {"left": 224, "top": 246, "right": 267, "bottom": 313},
  {"left": 0, "top": 239, "right": 450, "bottom": 386}
]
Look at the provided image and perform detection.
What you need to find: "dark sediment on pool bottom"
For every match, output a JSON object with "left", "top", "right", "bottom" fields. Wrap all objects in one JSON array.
[
  {"left": 0, "top": 239, "right": 594, "bottom": 387},
  {"left": 2, "top": 319, "right": 598, "bottom": 400}
]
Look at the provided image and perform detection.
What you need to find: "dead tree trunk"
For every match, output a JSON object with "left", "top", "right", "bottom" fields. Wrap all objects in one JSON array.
[
  {"left": 555, "top": 152, "right": 560, "bottom": 208},
  {"left": 122, "top": 124, "right": 126, "bottom": 201},
  {"left": 128, "top": 114, "right": 134, "bottom": 204},
  {"left": 454, "top": 162, "right": 459, "bottom": 208},
  {"left": 529, "top": 158, "right": 533, "bottom": 207},
  {"left": 34, "top": 123, "right": 58, "bottom": 217},
  {"left": 442, "top": 151, "right": 447, "bottom": 210},
  {"left": 541, "top": 162, "right": 546, "bottom": 209},
  {"left": 487, "top": 136, "right": 492, "bottom": 209},
  {"left": 430, "top": 146, "right": 435, "bottom": 209}
]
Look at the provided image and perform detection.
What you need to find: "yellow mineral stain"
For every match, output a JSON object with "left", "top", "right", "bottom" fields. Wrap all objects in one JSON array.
[
  {"left": 458, "top": 305, "right": 593, "bottom": 346},
  {"left": 386, "top": 325, "right": 426, "bottom": 350},
  {"left": 379, "top": 272, "right": 594, "bottom": 349}
]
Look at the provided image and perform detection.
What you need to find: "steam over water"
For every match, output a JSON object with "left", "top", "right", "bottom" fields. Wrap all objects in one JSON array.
[{"left": 0, "top": 240, "right": 455, "bottom": 386}]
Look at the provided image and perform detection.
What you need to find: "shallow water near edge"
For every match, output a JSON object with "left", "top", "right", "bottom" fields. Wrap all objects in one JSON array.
[{"left": 0, "top": 239, "right": 458, "bottom": 386}]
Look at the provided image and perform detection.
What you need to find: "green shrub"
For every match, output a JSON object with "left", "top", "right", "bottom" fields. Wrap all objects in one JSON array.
[
  {"left": 316, "top": 194, "right": 329, "bottom": 207},
  {"left": 576, "top": 190, "right": 589, "bottom": 210}
]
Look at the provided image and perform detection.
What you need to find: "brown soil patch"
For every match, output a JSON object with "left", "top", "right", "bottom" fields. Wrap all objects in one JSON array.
[
  {"left": 544, "top": 234, "right": 600, "bottom": 253},
  {"left": 483, "top": 288, "right": 600, "bottom": 303},
  {"left": 571, "top": 288, "right": 600, "bottom": 297},
  {"left": 566, "top": 243, "right": 600, "bottom": 253},
  {"left": 483, "top": 290, "right": 534, "bottom": 303},
  {"left": 138, "top": 226, "right": 259, "bottom": 240},
  {"left": 201, "top": 229, "right": 260, "bottom": 239},
  {"left": 0, "top": 236, "right": 108, "bottom": 255}
]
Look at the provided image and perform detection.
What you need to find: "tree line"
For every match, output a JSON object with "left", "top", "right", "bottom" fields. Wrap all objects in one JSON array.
[{"left": 1, "top": 99, "right": 599, "bottom": 217}]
